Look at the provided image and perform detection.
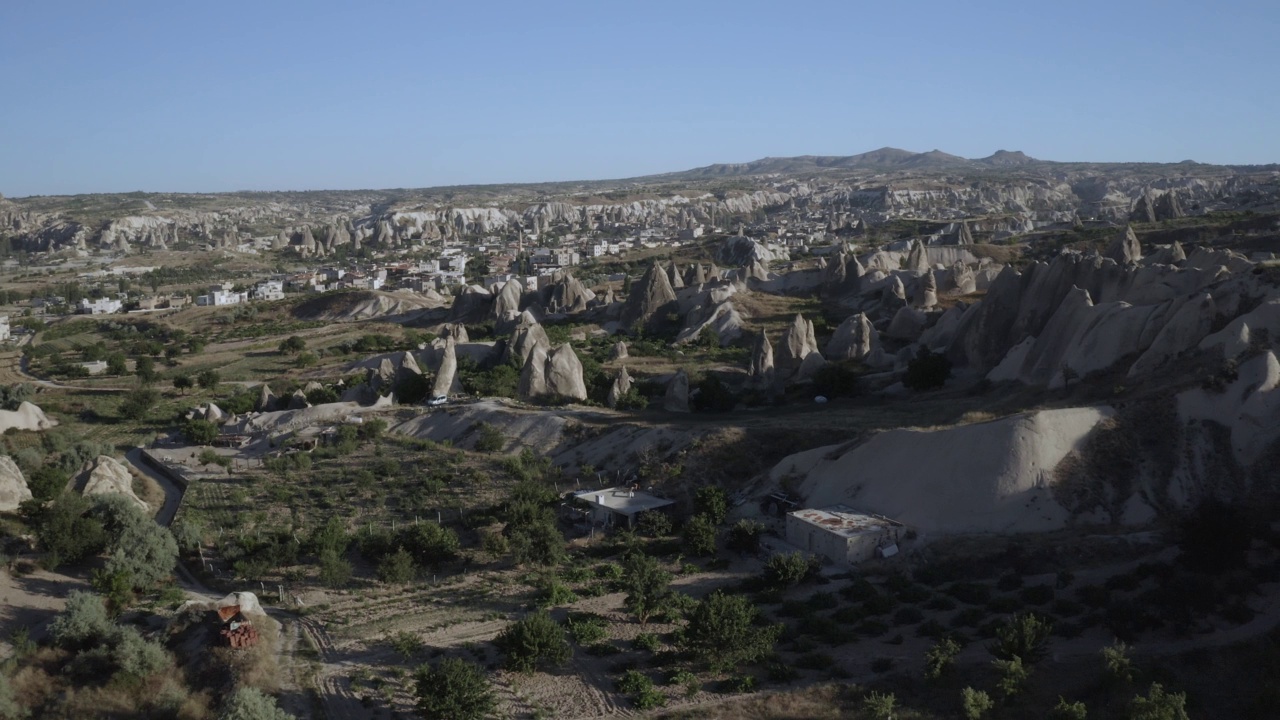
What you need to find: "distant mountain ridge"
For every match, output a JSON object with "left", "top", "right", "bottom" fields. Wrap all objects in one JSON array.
[{"left": 666, "top": 146, "right": 1044, "bottom": 178}]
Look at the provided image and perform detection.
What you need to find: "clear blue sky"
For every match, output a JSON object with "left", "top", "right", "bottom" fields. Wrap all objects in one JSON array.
[{"left": 2, "top": 0, "right": 1277, "bottom": 196}]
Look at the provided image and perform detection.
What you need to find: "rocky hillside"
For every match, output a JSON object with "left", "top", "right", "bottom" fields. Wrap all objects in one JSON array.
[{"left": 3, "top": 149, "right": 1278, "bottom": 255}]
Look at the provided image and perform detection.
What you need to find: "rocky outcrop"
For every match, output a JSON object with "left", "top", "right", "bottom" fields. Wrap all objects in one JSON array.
[
  {"left": 886, "top": 306, "right": 929, "bottom": 342},
  {"left": 716, "top": 236, "right": 781, "bottom": 267},
  {"left": 545, "top": 344, "right": 589, "bottom": 401},
  {"left": 448, "top": 285, "right": 495, "bottom": 324},
  {"left": 913, "top": 270, "right": 938, "bottom": 309},
  {"left": 545, "top": 272, "right": 594, "bottom": 314},
  {"left": 607, "top": 367, "right": 633, "bottom": 408},
  {"left": 610, "top": 341, "right": 629, "bottom": 360},
  {"left": 432, "top": 337, "right": 460, "bottom": 399},
  {"left": 0, "top": 401, "right": 57, "bottom": 433},
  {"left": 508, "top": 312, "right": 551, "bottom": 366},
  {"left": 826, "top": 313, "right": 880, "bottom": 361},
  {"left": 1128, "top": 292, "right": 1216, "bottom": 377},
  {"left": 492, "top": 279, "right": 525, "bottom": 332},
  {"left": 78, "top": 456, "right": 148, "bottom": 511},
  {"left": 749, "top": 330, "right": 776, "bottom": 389},
  {"left": 287, "top": 390, "right": 310, "bottom": 410},
  {"left": 519, "top": 343, "right": 588, "bottom": 401},
  {"left": 0, "top": 456, "right": 32, "bottom": 512},
  {"left": 777, "top": 314, "right": 825, "bottom": 380},
  {"left": 674, "top": 301, "right": 744, "bottom": 346},
  {"left": 663, "top": 370, "right": 691, "bottom": 412},
  {"left": 439, "top": 322, "right": 470, "bottom": 343},
  {"left": 255, "top": 384, "right": 277, "bottom": 413},
  {"left": 620, "top": 263, "right": 678, "bottom": 331},
  {"left": 1104, "top": 225, "right": 1142, "bottom": 265},
  {"left": 668, "top": 263, "right": 685, "bottom": 290}
]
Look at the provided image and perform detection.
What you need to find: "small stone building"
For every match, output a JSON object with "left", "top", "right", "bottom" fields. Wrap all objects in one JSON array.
[{"left": 786, "top": 505, "right": 904, "bottom": 565}]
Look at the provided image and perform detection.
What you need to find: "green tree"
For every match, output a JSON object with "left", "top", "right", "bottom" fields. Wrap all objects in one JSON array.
[
  {"left": 196, "top": 368, "right": 221, "bottom": 390},
  {"left": 863, "top": 691, "right": 897, "bottom": 720},
  {"left": 925, "top": 637, "right": 962, "bottom": 680},
  {"left": 679, "top": 591, "right": 780, "bottom": 672},
  {"left": 990, "top": 613, "right": 1053, "bottom": 664},
  {"left": 0, "top": 672, "right": 22, "bottom": 720},
  {"left": 48, "top": 590, "right": 113, "bottom": 650},
  {"left": 134, "top": 355, "right": 157, "bottom": 384},
  {"left": 173, "top": 374, "right": 193, "bottom": 393},
  {"left": 962, "top": 687, "right": 994, "bottom": 720},
  {"left": 495, "top": 610, "right": 571, "bottom": 673},
  {"left": 727, "top": 519, "right": 764, "bottom": 553},
  {"left": 27, "top": 493, "right": 107, "bottom": 569},
  {"left": 219, "top": 687, "right": 296, "bottom": 720},
  {"left": 474, "top": 422, "right": 505, "bottom": 452},
  {"left": 378, "top": 548, "right": 417, "bottom": 584},
  {"left": 1128, "top": 683, "right": 1189, "bottom": 720},
  {"left": 693, "top": 486, "right": 728, "bottom": 525},
  {"left": 682, "top": 513, "right": 717, "bottom": 557},
  {"left": 464, "top": 254, "right": 490, "bottom": 283},
  {"left": 1103, "top": 640, "right": 1136, "bottom": 685},
  {"left": 414, "top": 657, "right": 495, "bottom": 720},
  {"left": 278, "top": 335, "right": 306, "bottom": 355},
  {"left": 1050, "top": 697, "right": 1089, "bottom": 720},
  {"left": 903, "top": 347, "right": 952, "bottom": 391},
  {"left": 318, "top": 548, "right": 352, "bottom": 588},
  {"left": 993, "top": 655, "right": 1030, "bottom": 698},
  {"left": 621, "top": 551, "right": 673, "bottom": 624},
  {"left": 762, "top": 551, "right": 816, "bottom": 588},
  {"left": 107, "top": 352, "right": 128, "bottom": 376},
  {"left": 504, "top": 499, "right": 564, "bottom": 566},
  {"left": 119, "top": 387, "right": 160, "bottom": 421},
  {"left": 184, "top": 419, "right": 219, "bottom": 444},
  {"left": 397, "top": 522, "right": 460, "bottom": 567}
]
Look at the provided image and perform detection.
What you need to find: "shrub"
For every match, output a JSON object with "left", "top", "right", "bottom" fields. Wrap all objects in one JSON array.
[
  {"left": 862, "top": 691, "right": 896, "bottom": 719},
  {"left": 396, "top": 521, "right": 460, "bottom": 566},
  {"left": 317, "top": 549, "right": 352, "bottom": 588},
  {"left": 727, "top": 519, "right": 764, "bottom": 553},
  {"left": 183, "top": 419, "right": 220, "bottom": 445},
  {"left": 377, "top": 548, "right": 417, "bottom": 585},
  {"left": 218, "top": 687, "right": 293, "bottom": 720},
  {"left": 682, "top": 514, "right": 718, "bottom": 557},
  {"left": 637, "top": 510, "right": 673, "bottom": 537},
  {"left": 196, "top": 369, "right": 220, "bottom": 390},
  {"left": 495, "top": 611, "right": 571, "bottom": 673},
  {"left": 537, "top": 581, "right": 578, "bottom": 608},
  {"left": 621, "top": 551, "right": 673, "bottom": 624},
  {"left": 1128, "top": 683, "right": 1189, "bottom": 720},
  {"left": 903, "top": 348, "right": 951, "bottom": 391},
  {"left": 566, "top": 613, "right": 608, "bottom": 645},
  {"left": 924, "top": 637, "right": 961, "bottom": 680},
  {"left": 989, "top": 613, "right": 1053, "bottom": 664},
  {"left": 763, "top": 551, "right": 817, "bottom": 588},
  {"left": 49, "top": 591, "right": 113, "bottom": 650},
  {"left": 962, "top": 687, "right": 994, "bottom": 720},
  {"left": 1050, "top": 697, "right": 1089, "bottom": 720},
  {"left": 693, "top": 486, "right": 729, "bottom": 525},
  {"left": 894, "top": 606, "right": 925, "bottom": 626},
  {"left": 993, "top": 654, "right": 1030, "bottom": 697},
  {"left": 473, "top": 423, "right": 505, "bottom": 452},
  {"left": 1103, "top": 640, "right": 1136, "bottom": 684},
  {"left": 679, "top": 591, "right": 781, "bottom": 672},
  {"left": 413, "top": 657, "right": 494, "bottom": 720},
  {"left": 634, "top": 632, "right": 661, "bottom": 652}
]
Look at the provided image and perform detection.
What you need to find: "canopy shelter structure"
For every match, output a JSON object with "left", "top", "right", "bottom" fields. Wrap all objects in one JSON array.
[{"left": 572, "top": 486, "right": 674, "bottom": 528}]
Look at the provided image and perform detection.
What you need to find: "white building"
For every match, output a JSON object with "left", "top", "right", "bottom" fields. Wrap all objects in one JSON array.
[
  {"left": 79, "top": 298, "right": 123, "bottom": 315},
  {"left": 572, "top": 487, "right": 674, "bottom": 529},
  {"left": 196, "top": 284, "right": 248, "bottom": 306},
  {"left": 0, "top": 315, "right": 9, "bottom": 342},
  {"left": 785, "top": 505, "right": 905, "bottom": 565},
  {"left": 253, "top": 280, "right": 285, "bottom": 302}
]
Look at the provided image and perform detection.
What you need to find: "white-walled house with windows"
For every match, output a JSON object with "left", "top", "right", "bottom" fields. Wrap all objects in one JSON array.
[
  {"left": 253, "top": 279, "right": 285, "bottom": 301},
  {"left": 196, "top": 284, "right": 248, "bottom": 307},
  {"left": 78, "top": 297, "right": 123, "bottom": 315}
]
